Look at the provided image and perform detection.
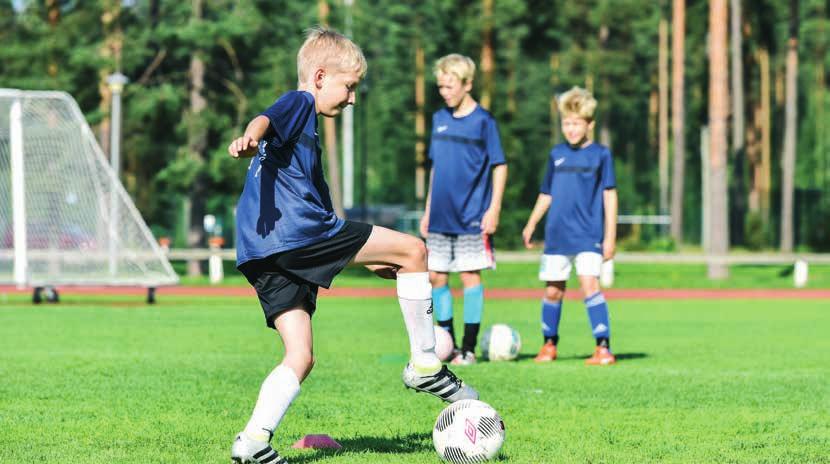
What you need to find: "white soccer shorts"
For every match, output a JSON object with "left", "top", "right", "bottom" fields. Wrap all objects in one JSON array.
[
  {"left": 538, "top": 252, "right": 603, "bottom": 281},
  {"left": 427, "top": 232, "right": 495, "bottom": 273}
]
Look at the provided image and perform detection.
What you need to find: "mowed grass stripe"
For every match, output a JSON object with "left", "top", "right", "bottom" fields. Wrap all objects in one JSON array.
[{"left": 1, "top": 295, "right": 828, "bottom": 463}]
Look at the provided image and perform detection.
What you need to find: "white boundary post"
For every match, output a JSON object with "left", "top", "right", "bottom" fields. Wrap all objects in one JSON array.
[{"left": 10, "top": 97, "right": 28, "bottom": 288}]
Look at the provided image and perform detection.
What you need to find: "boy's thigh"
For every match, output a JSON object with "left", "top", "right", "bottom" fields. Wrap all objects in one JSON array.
[
  {"left": 427, "top": 233, "right": 495, "bottom": 273},
  {"left": 539, "top": 252, "right": 603, "bottom": 281},
  {"left": 574, "top": 252, "right": 603, "bottom": 277},
  {"left": 538, "top": 254, "right": 573, "bottom": 282},
  {"left": 239, "top": 261, "right": 318, "bottom": 329},
  {"left": 276, "top": 220, "right": 373, "bottom": 288}
]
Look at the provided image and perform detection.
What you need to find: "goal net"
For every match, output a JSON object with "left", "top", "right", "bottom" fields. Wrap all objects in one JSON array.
[{"left": 0, "top": 89, "right": 178, "bottom": 288}]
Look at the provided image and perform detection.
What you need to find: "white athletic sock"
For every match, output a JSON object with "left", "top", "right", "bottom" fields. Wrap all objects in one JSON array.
[
  {"left": 242, "top": 364, "right": 301, "bottom": 442},
  {"left": 397, "top": 272, "right": 441, "bottom": 375}
]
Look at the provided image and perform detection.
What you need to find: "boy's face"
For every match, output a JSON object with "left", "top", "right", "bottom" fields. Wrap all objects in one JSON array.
[
  {"left": 315, "top": 68, "right": 361, "bottom": 117},
  {"left": 437, "top": 72, "right": 472, "bottom": 109},
  {"left": 561, "top": 114, "right": 594, "bottom": 146}
]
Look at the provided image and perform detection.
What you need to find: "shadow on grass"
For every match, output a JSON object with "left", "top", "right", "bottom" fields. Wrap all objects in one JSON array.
[
  {"left": 514, "top": 352, "right": 648, "bottom": 362},
  {"left": 287, "top": 432, "right": 432, "bottom": 463}
]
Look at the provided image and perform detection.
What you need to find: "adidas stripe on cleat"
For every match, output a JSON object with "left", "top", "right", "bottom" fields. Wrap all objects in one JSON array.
[
  {"left": 402, "top": 364, "right": 479, "bottom": 403},
  {"left": 230, "top": 433, "right": 287, "bottom": 464}
]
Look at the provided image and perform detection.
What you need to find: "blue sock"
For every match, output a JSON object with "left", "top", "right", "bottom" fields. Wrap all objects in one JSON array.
[
  {"left": 462, "top": 285, "right": 484, "bottom": 353},
  {"left": 432, "top": 285, "right": 453, "bottom": 322},
  {"left": 462, "top": 285, "right": 483, "bottom": 324},
  {"left": 541, "top": 299, "right": 562, "bottom": 343},
  {"left": 585, "top": 292, "right": 611, "bottom": 341},
  {"left": 433, "top": 285, "right": 456, "bottom": 347}
]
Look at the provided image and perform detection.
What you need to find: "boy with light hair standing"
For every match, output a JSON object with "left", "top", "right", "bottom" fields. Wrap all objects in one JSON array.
[
  {"left": 420, "top": 53, "right": 508, "bottom": 365},
  {"left": 522, "top": 86, "right": 618, "bottom": 366}
]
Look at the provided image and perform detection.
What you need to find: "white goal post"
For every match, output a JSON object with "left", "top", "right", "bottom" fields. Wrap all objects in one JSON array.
[{"left": 0, "top": 89, "right": 178, "bottom": 288}]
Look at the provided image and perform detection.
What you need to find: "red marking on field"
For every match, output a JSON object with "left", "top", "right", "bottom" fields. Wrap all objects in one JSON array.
[{"left": 1, "top": 285, "right": 828, "bottom": 300}]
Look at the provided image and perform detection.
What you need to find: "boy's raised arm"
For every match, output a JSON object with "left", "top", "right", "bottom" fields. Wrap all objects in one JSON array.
[{"left": 228, "top": 115, "right": 271, "bottom": 159}]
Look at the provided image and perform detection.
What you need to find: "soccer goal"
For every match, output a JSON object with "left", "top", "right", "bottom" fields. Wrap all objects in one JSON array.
[{"left": 0, "top": 89, "right": 178, "bottom": 301}]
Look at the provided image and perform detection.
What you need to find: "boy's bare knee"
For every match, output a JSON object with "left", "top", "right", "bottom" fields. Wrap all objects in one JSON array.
[
  {"left": 544, "top": 286, "right": 565, "bottom": 301},
  {"left": 403, "top": 237, "right": 427, "bottom": 270}
]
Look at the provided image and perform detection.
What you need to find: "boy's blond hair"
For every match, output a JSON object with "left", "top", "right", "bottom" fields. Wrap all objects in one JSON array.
[
  {"left": 433, "top": 54, "right": 476, "bottom": 83},
  {"left": 558, "top": 86, "right": 598, "bottom": 121},
  {"left": 297, "top": 26, "right": 367, "bottom": 84}
]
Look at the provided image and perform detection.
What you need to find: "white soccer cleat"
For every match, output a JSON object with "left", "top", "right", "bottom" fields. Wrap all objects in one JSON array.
[
  {"left": 402, "top": 364, "right": 479, "bottom": 403},
  {"left": 230, "top": 432, "right": 287, "bottom": 464}
]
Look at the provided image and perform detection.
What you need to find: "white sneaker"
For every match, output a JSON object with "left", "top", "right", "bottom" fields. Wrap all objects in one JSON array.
[
  {"left": 230, "top": 432, "right": 287, "bottom": 464},
  {"left": 450, "top": 351, "right": 477, "bottom": 366},
  {"left": 402, "top": 364, "right": 479, "bottom": 402}
]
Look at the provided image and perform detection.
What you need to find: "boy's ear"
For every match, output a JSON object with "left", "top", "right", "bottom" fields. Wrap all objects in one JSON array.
[
  {"left": 463, "top": 79, "right": 473, "bottom": 93},
  {"left": 588, "top": 120, "right": 596, "bottom": 131},
  {"left": 313, "top": 68, "right": 326, "bottom": 89}
]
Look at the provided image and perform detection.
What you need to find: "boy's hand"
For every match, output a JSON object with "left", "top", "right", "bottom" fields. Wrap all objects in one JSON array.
[
  {"left": 419, "top": 214, "right": 430, "bottom": 239},
  {"left": 228, "top": 135, "right": 259, "bottom": 158},
  {"left": 366, "top": 264, "right": 399, "bottom": 280},
  {"left": 522, "top": 224, "right": 536, "bottom": 249},
  {"left": 480, "top": 208, "right": 500, "bottom": 235},
  {"left": 602, "top": 239, "right": 616, "bottom": 261}
]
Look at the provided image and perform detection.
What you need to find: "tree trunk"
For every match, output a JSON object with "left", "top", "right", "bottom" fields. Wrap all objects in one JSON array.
[
  {"left": 479, "top": 0, "right": 494, "bottom": 109},
  {"left": 758, "top": 48, "right": 772, "bottom": 227},
  {"left": 670, "top": 0, "right": 686, "bottom": 243},
  {"left": 730, "top": 0, "right": 745, "bottom": 160},
  {"left": 317, "top": 0, "right": 344, "bottom": 216},
  {"left": 549, "top": 53, "right": 560, "bottom": 146},
  {"left": 780, "top": 0, "right": 799, "bottom": 252},
  {"left": 186, "top": 0, "right": 207, "bottom": 277},
  {"left": 658, "top": 16, "right": 669, "bottom": 216},
  {"left": 415, "top": 40, "right": 426, "bottom": 200},
  {"left": 598, "top": 25, "right": 612, "bottom": 149},
  {"left": 708, "top": 0, "right": 729, "bottom": 279}
]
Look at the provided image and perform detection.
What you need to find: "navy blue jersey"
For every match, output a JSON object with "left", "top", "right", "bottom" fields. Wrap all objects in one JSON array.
[
  {"left": 540, "top": 143, "right": 616, "bottom": 255},
  {"left": 427, "top": 106, "right": 506, "bottom": 234},
  {"left": 235, "top": 91, "right": 343, "bottom": 266}
]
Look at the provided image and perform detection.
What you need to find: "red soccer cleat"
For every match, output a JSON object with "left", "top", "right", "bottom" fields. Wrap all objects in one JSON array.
[
  {"left": 533, "top": 340, "right": 557, "bottom": 362},
  {"left": 585, "top": 346, "right": 616, "bottom": 365}
]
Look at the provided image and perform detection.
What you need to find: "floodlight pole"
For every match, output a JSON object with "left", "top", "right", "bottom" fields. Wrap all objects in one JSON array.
[
  {"left": 342, "top": 0, "right": 355, "bottom": 210},
  {"left": 107, "top": 72, "right": 128, "bottom": 276},
  {"left": 10, "top": 96, "right": 28, "bottom": 288}
]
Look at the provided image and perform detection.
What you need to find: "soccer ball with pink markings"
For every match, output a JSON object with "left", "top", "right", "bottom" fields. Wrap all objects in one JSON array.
[{"left": 433, "top": 399, "right": 505, "bottom": 463}]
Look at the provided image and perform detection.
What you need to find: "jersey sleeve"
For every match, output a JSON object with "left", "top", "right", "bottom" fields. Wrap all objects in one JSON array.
[
  {"left": 539, "top": 153, "right": 554, "bottom": 195},
  {"left": 601, "top": 147, "right": 617, "bottom": 190},
  {"left": 259, "top": 92, "right": 315, "bottom": 148},
  {"left": 484, "top": 116, "right": 506, "bottom": 166}
]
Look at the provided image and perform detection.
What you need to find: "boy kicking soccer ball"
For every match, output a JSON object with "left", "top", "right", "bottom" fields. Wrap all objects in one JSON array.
[
  {"left": 522, "top": 86, "right": 618, "bottom": 366},
  {"left": 420, "top": 54, "right": 508, "bottom": 365},
  {"left": 227, "top": 28, "right": 478, "bottom": 464}
]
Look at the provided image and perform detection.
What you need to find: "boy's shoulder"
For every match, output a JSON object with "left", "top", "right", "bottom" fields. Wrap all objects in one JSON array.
[
  {"left": 431, "top": 105, "right": 495, "bottom": 124},
  {"left": 550, "top": 142, "right": 611, "bottom": 155},
  {"left": 271, "top": 90, "right": 314, "bottom": 110}
]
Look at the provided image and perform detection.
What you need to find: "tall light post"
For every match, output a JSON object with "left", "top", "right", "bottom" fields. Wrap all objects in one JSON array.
[
  {"left": 107, "top": 72, "right": 127, "bottom": 275},
  {"left": 342, "top": 0, "right": 355, "bottom": 210}
]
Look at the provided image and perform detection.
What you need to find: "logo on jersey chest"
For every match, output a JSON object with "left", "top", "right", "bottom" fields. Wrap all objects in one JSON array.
[{"left": 436, "top": 125, "right": 448, "bottom": 133}]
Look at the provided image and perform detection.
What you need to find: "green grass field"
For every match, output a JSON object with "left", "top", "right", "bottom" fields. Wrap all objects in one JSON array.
[
  {"left": 177, "top": 261, "right": 830, "bottom": 290},
  {"left": 1, "top": 294, "right": 828, "bottom": 463}
]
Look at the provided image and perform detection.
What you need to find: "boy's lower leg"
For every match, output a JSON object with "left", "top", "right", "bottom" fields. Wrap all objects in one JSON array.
[
  {"left": 536, "top": 281, "right": 565, "bottom": 362},
  {"left": 458, "top": 272, "right": 483, "bottom": 363},
  {"left": 431, "top": 272, "right": 456, "bottom": 349},
  {"left": 581, "top": 276, "right": 616, "bottom": 365},
  {"left": 351, "top": 226, "right": 478, "bottom": 401},
  {"left": 233, "top": 309, "right": 309, "bottom": 463}
]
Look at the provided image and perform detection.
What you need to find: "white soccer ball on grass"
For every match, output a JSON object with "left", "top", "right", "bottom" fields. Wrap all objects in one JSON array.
[
  {"left": 433, "top": 399, "right": 505, "bottom": 463},
  {"left": 480, "top": 324, "right": 521, "bottom": 361}
]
